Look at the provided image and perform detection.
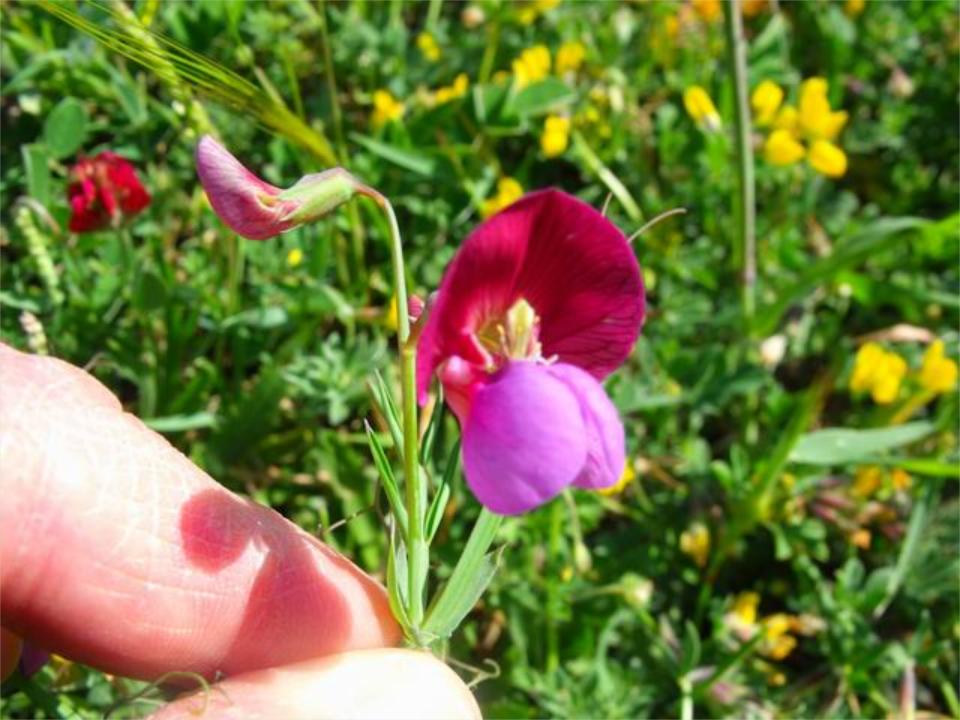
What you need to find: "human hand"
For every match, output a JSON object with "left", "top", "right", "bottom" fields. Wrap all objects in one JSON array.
[{"left": 0, "top": 343, "right": 479, "bottom": 719}]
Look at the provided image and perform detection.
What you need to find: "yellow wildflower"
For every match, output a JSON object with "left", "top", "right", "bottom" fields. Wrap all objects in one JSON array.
[
  {"left": 680, "top": 522, "right": 710, "bottom": 568},
  {"left": 540, "top": 115, "right": 571, "bottom": 157},
  {"left": 850, "top": 528, "right": 872, "bottom": 549},
  {"left": 416, "top": 31, "right": 441, "bottom": 62},
  {"left": 920, "top": 340, "right": 958, "bottom": 393},
  {"left": 560, "top": 565, "right": 574, "bottom": 582},
  {"left": 371, "top": 89, "right": 405, "bottom": 128},
  {"left": 480, "top": 177, "right": 524, "bottom": 218},
  {"left": 764, "top": 129, "right": 805, "bottom": 166},
  {"left": 556, "top": 40, "right": 586, "bottom": 74},
  {"left": 384, "top": 295, "right": 399, "bottom": 331},
  {"left": 845, "top": 0, "right": 866, "bottom": 16},
  {"left": 512, "top": 45, "right": 551, "bottom": 89},
  {"left": 799, "top": 78, "right": 848, "bottom": 141},
  {"left": 761, "top": 613, "right": 797, "bottom": 660},
  {"left": 853, "top": 466, "right": 883, "bottom": 498},
  {"left": 773, "top": 105, "right": 800, "bottom": 135},
  {"left": 808, "top": 140, "right": 848, "bottom": 177},
  {"left": 891, "top": 468, "right": 912, "bottom": 491},
  {"left": 752, "top": 80, "right": 784, "bottom": 126},
  {"left": 731, "top": 591, "right": 760, "bottom": 627},
  {"left": 742, "top": 0, "right": 767, "bottom": 16},
  {"left": 683, "top": 85, "right": 721, "bottom": 131},
  {"left": 599, "top": 461, "right": 635, "bottom": 496},
  {"left": 286, "top": 247, "right": 304, "bottom": 268},
  {"left": 769, "top": 671, "right": 787, "bottom": 687},
  {"left": 692, "top": 0, "right": 721, "bottom": 23},
  {"left": 850, "top": 342, "right": 907, "bottom": 404},
  {"left": 434, "top": 73, "right": 469, "bottom": 105},
  {"left": 518, "top": 0, "right": 561, "bottom": 25}
]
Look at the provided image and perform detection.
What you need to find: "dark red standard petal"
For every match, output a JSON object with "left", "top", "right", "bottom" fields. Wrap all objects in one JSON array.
[{"left": 416, "top": 189, "right": 645, "bottom": 401}]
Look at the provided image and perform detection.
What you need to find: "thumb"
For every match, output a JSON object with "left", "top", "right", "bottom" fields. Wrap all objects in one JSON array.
[{"left": 151, "top": 649, "right": 481, "bottom": 720}]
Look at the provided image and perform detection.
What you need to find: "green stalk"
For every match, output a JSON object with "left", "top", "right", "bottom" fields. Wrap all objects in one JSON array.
[
  {"left": 545, "top": 500, "right": 563, "bottom": 673},
  {"left": 723, "top": 0, "right": 757, "bottom": 326},
  {"left": 366, "top": 192, "right": 425, "bottom": 628}
]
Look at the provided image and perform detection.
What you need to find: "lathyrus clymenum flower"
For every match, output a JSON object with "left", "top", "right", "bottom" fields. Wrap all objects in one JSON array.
[
  {"left": 416, "top": 190, "right": 645, "bottom": 514},
  {"left": 195, "top": 135, "right": 364, "bottom": 240}
]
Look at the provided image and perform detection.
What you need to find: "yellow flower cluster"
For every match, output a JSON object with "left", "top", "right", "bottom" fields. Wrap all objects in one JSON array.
[
  {"left": 755, "top": 78, "right": 849, "bottom": 177},
  {"left": 920, "top": 339, "right": 958, "bottom": 393},
  {"left": 680, "top": 521, "right": 710, "bottom": 568},
  {"left": 517, "top": 0, "right": 561, "bottom": 25},
  {"left": 540, "top": 115, "right": 571, "bottom": 157},
  {"left": 852, "top": 465, "right": 913, "bottom": 500},
  {"left": 416, "top": 31, "right": 441, "bottom": 62},
  {"left": 371, "top": 89, "right": 405, "bottom": 128},
  {"left": 725, "top": 593, "right": 820, "bottom": 662},
  {"left": 433, "top": 73, "right": 469, "bottom": 106},
  {"left": 851, "top": 339, "right": 957, "bottom": 405},
  {"left": 480, "top": 177, "right": 524, "bottom": 218},
  {"left": 555, "top": 40, "right": 586, "bottom": 74},
  {"left": 691, "top": 0, "right": 721, "bottom": 23},
  {"left": 683, "top": 86, "right": 721, "bottom": 132},
  {"left": 850, "top": 342, "right": 907, "bottom": 404},
  {"left": 512, "top": 45, "right": 551, "bottom": 89}
]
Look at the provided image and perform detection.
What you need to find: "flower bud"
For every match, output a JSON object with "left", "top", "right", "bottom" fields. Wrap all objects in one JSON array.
[{"left": 196, "top": 135, "right": 364, "bottom": 240}]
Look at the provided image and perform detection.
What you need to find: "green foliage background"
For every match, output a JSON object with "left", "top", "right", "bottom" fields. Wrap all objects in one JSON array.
[{"left": 1, "top": 0, "right": 957, "bottom": 717}]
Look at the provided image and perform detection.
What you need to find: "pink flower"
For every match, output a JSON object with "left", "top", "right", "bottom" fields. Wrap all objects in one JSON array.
[
  {"left": 67, "top": 152, "right": 150, "bottom": 233},
  {"left": 416, "top": 190, "right": 645, "bottom": 514},
  {"left": 196, "top": 136, "right": 362, "bottom": 240}
]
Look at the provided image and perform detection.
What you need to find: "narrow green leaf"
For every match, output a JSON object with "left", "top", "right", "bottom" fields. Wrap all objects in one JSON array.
[
  {"left": 423, "top": 508, "right": 503, "bottom": 640},
  {"left": 790, "top": 422, "right": 935, "bottom": 466},
  {"left": 22, "top": 144, "right": 51, "bottom": 206},
  {"left": 679, "top": 620, "right": 702, "bottom": 674},
  {"left": 369, "top": 370, "right": 403, "bottom": 451},
  {"left": 349, "top": 133, "right": 435, "bottom": 176},
  {"left": 220, "top": 306, "right": 289, "bottom": 330},
  {"left": 364, "top": 420, "right": 408, "bottom": 535},
  {"left": 144, "top": 412, "right": 217, "bottom": 432}
]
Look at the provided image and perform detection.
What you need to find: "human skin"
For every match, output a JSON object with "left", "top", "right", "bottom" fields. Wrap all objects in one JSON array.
[{"left": 0, "top": 343, "right": 479, "bottom": 719}]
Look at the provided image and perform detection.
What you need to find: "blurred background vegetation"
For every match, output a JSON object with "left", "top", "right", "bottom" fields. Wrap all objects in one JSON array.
[{"left": 1, "top": 0, "right": 958, "bottom": 717}]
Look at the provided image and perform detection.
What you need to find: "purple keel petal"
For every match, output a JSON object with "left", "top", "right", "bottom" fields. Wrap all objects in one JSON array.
[
  {"left": 463, "top": 361, "right": 587, "bottom": 514},
  {"left": 547, "top": 363, "right": 625, "bottom": 490}
]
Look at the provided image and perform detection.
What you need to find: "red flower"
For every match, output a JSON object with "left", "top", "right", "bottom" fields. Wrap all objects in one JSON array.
[{"left": 66, "top": 152, "right": 150, "bottom": 233}]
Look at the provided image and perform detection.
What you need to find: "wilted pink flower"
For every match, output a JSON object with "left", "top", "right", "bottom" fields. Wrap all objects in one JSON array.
[
  {"left": 417, "top": 190, "right": 645, "bottom": 514},
  {"left": 196, "top": 135, "right": 362, "bottom": 240},
  {"left": 67, "top": 152, "right": 150, "bottom": 233}
]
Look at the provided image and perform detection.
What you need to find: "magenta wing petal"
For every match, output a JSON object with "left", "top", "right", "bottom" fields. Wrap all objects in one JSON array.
[
  {"left": 462, "top": 361, "right": 587, "bottom": 515},
  {"left": 195, "top": 135, "right": 298, "bottom": 240},
  {"left": 547, "top": 363, "right": 626, "bottom": 490},
  {"left": 416, "top": 189, "right": 644, "bottom": 403}
]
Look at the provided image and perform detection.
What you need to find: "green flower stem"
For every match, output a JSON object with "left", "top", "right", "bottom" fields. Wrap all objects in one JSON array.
[
  {"left": 365, "top": 191, "right": 426, "bottom": 628},
  {"left": 723, "top": 0, "right": 757, "bottom": 326}
]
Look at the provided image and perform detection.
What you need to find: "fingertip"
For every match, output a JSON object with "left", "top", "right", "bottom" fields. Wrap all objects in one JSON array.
[{"left": 151, "top": 649, "right": 481, "bottom": 720}]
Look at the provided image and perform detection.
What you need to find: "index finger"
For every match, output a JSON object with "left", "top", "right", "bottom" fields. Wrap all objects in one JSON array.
[{"left": 0, "top": 344, "right": 399, "bottom": 680}]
